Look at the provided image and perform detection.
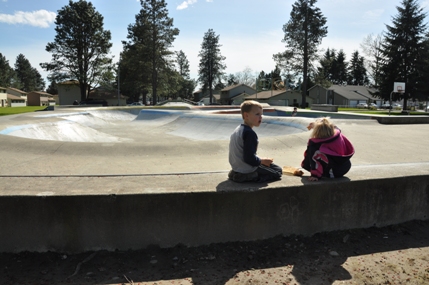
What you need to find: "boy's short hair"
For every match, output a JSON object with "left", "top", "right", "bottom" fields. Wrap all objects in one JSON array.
[{"left": 240, "top": 100, "right": 262, "bottom": 118}]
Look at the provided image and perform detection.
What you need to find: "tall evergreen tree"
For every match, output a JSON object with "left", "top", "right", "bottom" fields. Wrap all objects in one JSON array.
[
  {"left": 175, "top": 50, "right": 196, "bottom": 99},
  {"left": 331, "top": 50, "right": 348, "bottom": 84},
  {"left": 119, "top": 48, "right": 151, "bottom": 104},
  {"left": 176, "top": 50, "right": 190, "bottom": 79},
  {"left": 226, "top": 74, "right": 239, "bottom": 87},
  {"left": 46, "top": 78, "right": 58, "bottom": 95},
  {"left": 317, "top": 48, "right": 335, "bottom": 83},
  {"left": 198, "top": 29, "right": 226, "bottom": 104},
  {"left": 416, "top": 33, "right": 429, "bottom": 101},
  {"left": 15, "top": 54, "right": 45, "bottom": 91},
  {"left": 0, "top": 53, "right": 16, "bottom": 88},
  {"left": 33, "top": 67, "right": 46, "bottom": 91},
  {"left": 41, "top": 0, "right": 112, "bottom": 101},
  {"left": 379, "top": 0, "right": 427, "bottom": 110},
  {"left": 124, "top": 0, "right": 179, "bottom": 105},
  {"left": 274, "top": 0, "right": 327, "bottom": 108},
  {"left": 347, "top": 51, "right": 368, "bottom": 85}
]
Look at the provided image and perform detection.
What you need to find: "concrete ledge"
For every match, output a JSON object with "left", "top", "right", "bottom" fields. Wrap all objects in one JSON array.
[
  {"left": 311, "top": 104, "right": 338, "bottom": 112},
  {"left": 373, "top": 115, "right": 429, "bottom": 124},
  {"left": 1, "top": 163, "right": 428, "bottom": 253}
]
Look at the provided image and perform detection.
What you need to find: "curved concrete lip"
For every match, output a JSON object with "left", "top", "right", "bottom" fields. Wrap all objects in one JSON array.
[{"left": 1, "top": 105, "right": 429, "bottom": 179}]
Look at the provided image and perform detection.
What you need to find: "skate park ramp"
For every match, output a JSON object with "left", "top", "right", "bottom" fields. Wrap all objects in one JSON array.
[{"left": 0, "top": 108, "right": 308, "bottom": 142}]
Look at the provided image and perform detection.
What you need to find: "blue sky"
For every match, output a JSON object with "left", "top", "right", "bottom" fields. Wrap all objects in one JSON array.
[{"left": 1, "top": 0, "right": 427, "bottom": 88}]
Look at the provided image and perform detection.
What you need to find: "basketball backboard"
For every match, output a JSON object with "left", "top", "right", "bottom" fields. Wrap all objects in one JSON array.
[{"left": 394, "top": 82, "right": 405, "bottom": 93}]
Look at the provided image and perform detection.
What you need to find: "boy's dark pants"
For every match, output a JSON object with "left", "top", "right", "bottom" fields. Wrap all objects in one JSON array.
[{"left": 256, "top": 163, "right": 282, "bottom": 182}]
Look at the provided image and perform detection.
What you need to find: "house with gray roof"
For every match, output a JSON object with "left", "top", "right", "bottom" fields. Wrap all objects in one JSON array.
[
  {"left": 219, "top": 84, "right": 256, "bottom": 104},
  {"left": 235, "top": 89, "right": 313, "bottom": 107},
  {"left": 308, "top": 84, "right": 381, "bottom": 107},
  {"left": 6, "top": 87, "right": 27, "bottom": 107},
  {"left": 193, "top": 89, "right": 220, "bottom": 103}
]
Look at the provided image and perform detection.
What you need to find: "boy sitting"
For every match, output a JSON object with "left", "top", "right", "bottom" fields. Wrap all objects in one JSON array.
[{"left": 228, "top": 100, "right": 283, "bottom": 183}]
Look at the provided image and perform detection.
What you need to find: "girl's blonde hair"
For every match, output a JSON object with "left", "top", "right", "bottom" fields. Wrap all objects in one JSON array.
[{"left": 311, "top": 117, "right": 335, "bottom": 139}]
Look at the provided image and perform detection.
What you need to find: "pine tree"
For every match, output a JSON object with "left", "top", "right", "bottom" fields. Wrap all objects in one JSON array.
[
  {"left": 274, "top": 0, "right": 327, "bottom": 108},
  {"left": 46, "top": 78, "right": 58, "bottom": 95},
  {"left": 198, "top": 29, "right": 226, "bottom": 104},
  {"left": 124, "top": 0, "right": 179, "bottom": 105},
  {"left": 41, "top": 0, "right": 112, "bottom": 101},
  {"left": 331, "top": 50, "right": 348, "bottom": 85},
  {"left": 416, "top": 33, "right": 429, "bottom": 101},
  {"left": 176, "top": 50, "right": 190, "bottom": 79},
  {"left": 379, "top": 0, "right": 427, "bottom": 109},
  {"left": 348, "top": 51, "right": 368, "bottom": 85},
  {"left": 175, "top": 50, "right": 196, "bottom": 99},
  {"left": 317, "top": 48, "right": 335, "bottom": 84},
  {"left": 15, "top": 54, "right": 45, "bottom": 91},
  {"left": 0, "top": 53, "right": 16, "bottom": 88}
]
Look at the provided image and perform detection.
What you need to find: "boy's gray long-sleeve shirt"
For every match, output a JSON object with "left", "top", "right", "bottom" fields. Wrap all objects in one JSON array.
[{"left": 229, "top": 124, "right": 261, "bottom": 173}]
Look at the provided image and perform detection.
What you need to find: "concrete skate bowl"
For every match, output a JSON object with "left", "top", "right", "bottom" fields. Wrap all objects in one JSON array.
[
  {"left": 0, "top": 107, "right": 314, "bottom": 176},
  {"left": 0, "top": 108, "right": 310, "bottom": 143}
]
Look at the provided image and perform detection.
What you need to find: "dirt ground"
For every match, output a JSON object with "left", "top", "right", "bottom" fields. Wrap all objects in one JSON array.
[{"left": 1, "top": 220, "right": 428, "bottom": 285}]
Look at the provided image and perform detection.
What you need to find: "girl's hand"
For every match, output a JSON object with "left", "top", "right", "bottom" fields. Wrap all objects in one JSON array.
[{"left": 308, "top": 176, "right": 319, "bottom": 181}]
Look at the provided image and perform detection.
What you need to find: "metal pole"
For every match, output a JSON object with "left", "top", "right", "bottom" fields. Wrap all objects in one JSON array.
[
  {"left": 117, "top": 54, "right": 121, "bottom": 106},
  {"left": 255, "top": 78, "right": 258, "bottom": 99},
  {"left": 389, "top": 91, "right": 393, "bottom": 116}
]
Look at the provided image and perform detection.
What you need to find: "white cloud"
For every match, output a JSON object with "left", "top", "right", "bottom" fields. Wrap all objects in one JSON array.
[
  {"left": 362, "top": 9, "right": 384, "bottom": 24},
  {"left": 177, "top": 0, "right": 197, "bottom": 10},
  {"left": 0, "top": 10, "right": 56, "bottom": 28}
]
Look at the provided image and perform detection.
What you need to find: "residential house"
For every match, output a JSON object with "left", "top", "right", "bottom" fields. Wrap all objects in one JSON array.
[
  {"left": 241, "top": 89, "right": 313, "bottom": 107},
  {"left": 193, "top": 89, "right": 221, "bottom": 103},
  {"left": 6, "top": 87, "right": 27, "bottom": 107},
  {"left": 0, "top": 86, "right": 7, "bottom": 107},
  {"left": 27, "top": 91, "right": 56, "bottom": 106},
  {"left": 219, "top": 84, "right": 256, "bottom": 105},
  {"left": 308, "top": 84, "right": 380, "bottom": 107}
]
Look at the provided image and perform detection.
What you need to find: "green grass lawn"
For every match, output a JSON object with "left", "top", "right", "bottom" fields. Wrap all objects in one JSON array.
[{"left": 0, "top": 106, "right": 46, "bottom": 116}]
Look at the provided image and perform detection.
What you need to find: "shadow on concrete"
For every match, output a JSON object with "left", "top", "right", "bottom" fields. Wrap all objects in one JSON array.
[
  {"left": 1, "top": 217, "right": 428, "bottom": 285},
  {"left": 215, "top": 179, "right": 269, "bottom": 192},
  {"left": 299, "top": 176, "right": 351, "bottom": 184}
]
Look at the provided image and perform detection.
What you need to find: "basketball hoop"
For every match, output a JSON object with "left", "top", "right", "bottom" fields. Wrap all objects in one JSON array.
[
  {"left": 390, "top": 82, "right": 406, "bottom": 116},
  {"left": 394, "top": 82, "right": 406, "bottom": 94}
]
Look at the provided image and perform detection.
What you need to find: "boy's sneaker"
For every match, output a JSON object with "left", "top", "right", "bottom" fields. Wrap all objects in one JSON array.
[{"left": 232, "top": 171, "right": 258, "bottom": 182}]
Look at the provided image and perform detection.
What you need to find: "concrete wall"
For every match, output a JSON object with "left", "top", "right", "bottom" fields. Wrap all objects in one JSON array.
[
  {"left": 1, "top": 167, "right": 428, "bottom": 254},
  {"left": 311, "top": 104, "right": 339, "bottom": 112}
]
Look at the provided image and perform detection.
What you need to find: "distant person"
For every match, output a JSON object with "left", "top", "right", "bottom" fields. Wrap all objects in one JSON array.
[
  {"left": 301, "top": 117, "right": 354, "bottom": 182},
  {"left": 292, "top": 107, "right": 298, "bottom": 116},
  {"left": 73, "top": 100, "right": 79, "bottom": 105},
  {"left": 228, "top": 100, "right": 283, "bottom": 183}
]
